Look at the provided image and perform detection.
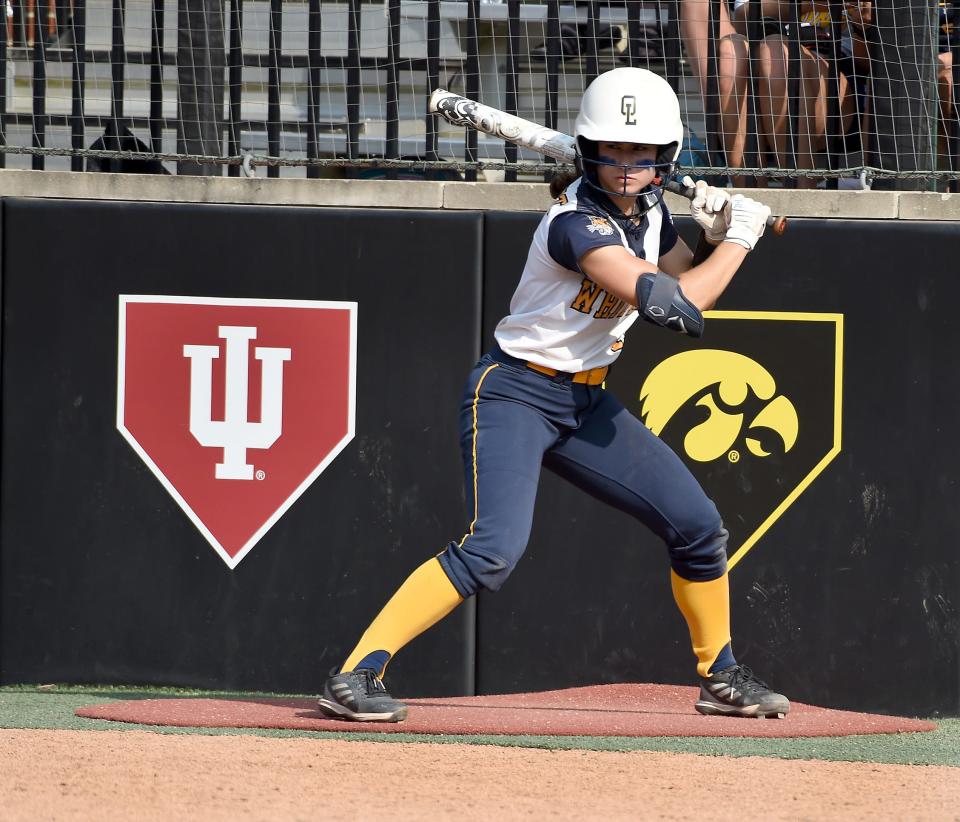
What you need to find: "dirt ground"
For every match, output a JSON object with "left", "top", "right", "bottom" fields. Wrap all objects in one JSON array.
[{"left": 2, "top": 729, "right": 959, "bottom": 821}]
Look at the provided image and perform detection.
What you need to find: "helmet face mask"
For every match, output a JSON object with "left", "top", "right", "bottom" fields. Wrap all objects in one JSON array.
[
  {"left": 573, "top": 67, "right": 684, "bottom": 205},
  {"left": 577, "top": 136, "right": 676, "bottom": 200}
]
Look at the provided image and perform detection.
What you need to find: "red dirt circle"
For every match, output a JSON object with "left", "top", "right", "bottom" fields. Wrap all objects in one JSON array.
[{"left": 76, "top": 683, "right": 936, "bottom": 738}]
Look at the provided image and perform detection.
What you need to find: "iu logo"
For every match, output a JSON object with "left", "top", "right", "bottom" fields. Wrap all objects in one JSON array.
[
  {"left": 117, "top": 295, "right": 357, "bottom": 568},
  {"left": 183, "top": 326, "right": 292, "bottom": 480}
]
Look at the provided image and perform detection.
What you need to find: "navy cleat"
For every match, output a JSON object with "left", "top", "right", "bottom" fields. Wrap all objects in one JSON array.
[
  {"left": 695, "top": 664, "right": 790, "bottom": 719},
  {"left": 317, "top": 668, "right": 408, "bottom": 723}
]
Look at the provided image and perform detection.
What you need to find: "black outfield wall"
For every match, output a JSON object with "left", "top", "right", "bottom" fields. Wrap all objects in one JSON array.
[
  {"left": 482, "top": 212, "right": 960, "bottom": 718},
  {"left": 0, "top": 198, "right": 957, "bottom": 717},
  {"left": 0, "top": 198, "right": 481, "bottom": 698}
]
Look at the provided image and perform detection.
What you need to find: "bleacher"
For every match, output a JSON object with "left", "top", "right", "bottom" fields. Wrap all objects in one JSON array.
[{"left": 0, "top": 0, "right": 708, "bottom": 175}]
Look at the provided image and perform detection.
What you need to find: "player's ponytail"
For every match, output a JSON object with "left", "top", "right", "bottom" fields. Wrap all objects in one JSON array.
[{"left": 549, "top": 170, "right": 579, "bottom": 199}]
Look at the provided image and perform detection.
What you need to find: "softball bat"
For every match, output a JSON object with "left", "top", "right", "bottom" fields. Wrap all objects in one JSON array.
[{"left": 428, "top": 88, "right": 787, "bottom": 236}]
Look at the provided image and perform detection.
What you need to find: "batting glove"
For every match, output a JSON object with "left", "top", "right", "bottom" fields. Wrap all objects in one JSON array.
[
  {"left": 723, "top": 194, "right": 771, "bottom": 251},
  {"left": 685, "top": 175, "right": 731, "bottom": 244}
]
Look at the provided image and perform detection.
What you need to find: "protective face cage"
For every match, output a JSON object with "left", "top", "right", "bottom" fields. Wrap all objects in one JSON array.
[{"left": 576, "top": 137, "right": 676, "bottom": 204}]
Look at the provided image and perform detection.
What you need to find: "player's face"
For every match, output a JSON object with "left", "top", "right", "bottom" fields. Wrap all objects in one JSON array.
[{"left": 595, "top": 142, "right": 659, "bottom": 196}]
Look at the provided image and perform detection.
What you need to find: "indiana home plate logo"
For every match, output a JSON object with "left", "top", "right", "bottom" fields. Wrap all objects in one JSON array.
[{"left": 117, "top": 295, "right": 357, "bottom": 568}]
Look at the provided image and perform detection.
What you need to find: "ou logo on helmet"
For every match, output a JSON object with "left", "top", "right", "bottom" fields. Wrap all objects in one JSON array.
[
  {"left": 620, "top": 95, "right": 638, "bottom": 126},
  {"left": 639, "top": 350, "right": 799, "bottom": 465}
]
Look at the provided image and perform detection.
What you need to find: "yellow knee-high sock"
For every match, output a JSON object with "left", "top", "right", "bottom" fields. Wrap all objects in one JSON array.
[
  {"left": 341, "top": 557, "right": 464, "bottom": 676},
  {"left": 670, "top": 570, "right": 732, "bottom": 678}
]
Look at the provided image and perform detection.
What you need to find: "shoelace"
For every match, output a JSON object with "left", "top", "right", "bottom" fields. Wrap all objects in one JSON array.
[
  {"left": 354, "top": 668, "right": 387, "bottom": 695},
  {"left": 726, "top": 665, "right": 771, "bottom": 694}
]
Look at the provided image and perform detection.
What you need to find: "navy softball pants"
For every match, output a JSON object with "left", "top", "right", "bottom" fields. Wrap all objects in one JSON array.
[{"left": 437, "top": 345, "right": 729, "bottom": 597}]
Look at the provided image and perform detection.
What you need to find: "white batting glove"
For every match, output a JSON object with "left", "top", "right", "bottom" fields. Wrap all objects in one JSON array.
[
  {"left": 723, "top": 194, "right": 771, "bottom": 251},
  {"left": 685, "top": 175, "right": 731, "bottom": 244}
]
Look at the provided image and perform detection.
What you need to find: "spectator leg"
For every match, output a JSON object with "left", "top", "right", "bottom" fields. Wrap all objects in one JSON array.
[
  {"left": 756, "top": 35, "right": 855, "bottom": 188},
  {"left": 754, "top": 35, "right": 790, "bottom": 169},
  {"left": 716, "top": 33, "right": 750, "bottom": 182},
  {"left": 937, "top": 52, "right": 953, "bottom": 171},
  {"left": 794, "top": 50, "right": 855, "bottom": 189},
  {"left": 679, "top": 0, "right": 750, "bottom": 184}
]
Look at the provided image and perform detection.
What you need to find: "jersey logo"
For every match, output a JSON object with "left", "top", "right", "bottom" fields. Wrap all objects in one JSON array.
[
  {"left": 585, "top": 216, "right": 614, "bottom": 236},
  {"left": 593, "top": 291, "right": 630, "bottom": 320},
  {"left": 117, "top": 295, "right": 357, "bottom": 568},
  {"left": 607, "top": 311, "right": 842, "bottom": 571},
  {"left": 621, "top": 95, "right": 637, "bottom": 125},
  {"left": 570, "top": 278, "right": 632, "bottom": 320}
]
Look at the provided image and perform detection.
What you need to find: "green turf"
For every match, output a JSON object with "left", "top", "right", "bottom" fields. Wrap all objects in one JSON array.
[{"left": 1, "top": 685, "right": 957, "bottom": 767}]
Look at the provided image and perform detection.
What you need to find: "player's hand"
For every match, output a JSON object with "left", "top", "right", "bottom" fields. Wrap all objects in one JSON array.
[
  {"left": 723, "top": 195, "right": 771, "bottom": 251},
  {"left": 685, "top": 176, "right": 730, "bottom": 244}
]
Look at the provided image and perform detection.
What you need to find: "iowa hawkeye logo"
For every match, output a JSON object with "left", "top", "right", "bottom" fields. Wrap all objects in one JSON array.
[
  {"left": 640, "top": 350, "right": 799, "bottom": 464},
  {"left": 610, "top": 311, "right": 843, "bottom": 569},
  {"left": 117, "top": 295, "right": 357, "bottom": 568}
]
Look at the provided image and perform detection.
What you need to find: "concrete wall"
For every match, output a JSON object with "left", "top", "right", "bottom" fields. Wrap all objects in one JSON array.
[{"left": 1, "top": 168, "right": 959, "bottom": 220}]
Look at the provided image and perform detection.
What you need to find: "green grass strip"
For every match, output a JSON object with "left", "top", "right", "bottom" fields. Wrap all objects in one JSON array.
[{"left": 0, "top": 686, "right": 956, "bottom": 767}]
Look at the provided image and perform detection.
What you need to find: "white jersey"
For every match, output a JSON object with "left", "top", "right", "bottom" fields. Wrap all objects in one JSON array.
[{"left": 494, "top": 177, "right": 677, "bottom": 372}]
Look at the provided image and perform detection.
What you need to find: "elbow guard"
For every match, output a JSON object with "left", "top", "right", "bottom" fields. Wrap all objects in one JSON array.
[{"left": 636, "top": 271, "right": 704, "bottom": 337}]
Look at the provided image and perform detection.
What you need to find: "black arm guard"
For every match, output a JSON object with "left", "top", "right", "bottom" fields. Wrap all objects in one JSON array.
[{"left": 636, "top": 271, "right": 705, "bottom": 337}]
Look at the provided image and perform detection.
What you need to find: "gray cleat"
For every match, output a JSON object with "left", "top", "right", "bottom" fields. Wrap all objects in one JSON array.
[
  {"left": 317, "top": 668, "right": 408, "bottom": 723},
  {"left": 696, "top": 664, "right": 790, "bottom": 719}
]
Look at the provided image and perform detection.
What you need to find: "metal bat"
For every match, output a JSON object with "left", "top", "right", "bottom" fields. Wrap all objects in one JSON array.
[{"left": 428, "top": 88, "right": 787, "bottom": 236}]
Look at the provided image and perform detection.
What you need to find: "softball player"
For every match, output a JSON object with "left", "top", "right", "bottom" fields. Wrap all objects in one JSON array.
[{"left": 319, "top": 67, "right": 789, "bottom": 722}]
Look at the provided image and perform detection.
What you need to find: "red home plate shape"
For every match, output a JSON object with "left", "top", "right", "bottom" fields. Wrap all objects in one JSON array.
[
  {"left": 117, "top": 295, "right": 356, "bottom": 568},
  {"left": 75, "top": 684, "right": 937, "bottom": 737}
]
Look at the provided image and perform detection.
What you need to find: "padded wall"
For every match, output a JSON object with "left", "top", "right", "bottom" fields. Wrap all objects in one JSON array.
[
  {"left": 481, "top": 212, "right": 959, "bottom": 717},
  {"left": 0, "top": 199, "right": 483, "bottom": 697},
  {"left": 1, "top": 199, "right": 957, "bottom": 716}
]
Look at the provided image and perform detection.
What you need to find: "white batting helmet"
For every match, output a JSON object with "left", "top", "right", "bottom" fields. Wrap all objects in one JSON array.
[{"left": 575, "top": 67, "right": 684, "bottom": 172}]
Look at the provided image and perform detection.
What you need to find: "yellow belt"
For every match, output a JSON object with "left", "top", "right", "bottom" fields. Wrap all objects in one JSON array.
[{"left": 526, "top": 361, "right": 609, "bottom": 386}]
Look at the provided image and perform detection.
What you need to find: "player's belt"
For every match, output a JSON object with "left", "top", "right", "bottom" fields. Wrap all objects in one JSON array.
[{"left": 526, "top": 361, "right": 608, "bottom": 385}]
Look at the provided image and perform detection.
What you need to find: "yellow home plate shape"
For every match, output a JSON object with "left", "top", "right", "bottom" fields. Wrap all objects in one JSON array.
[{"left": 609, "top": 311, "right": 843, "bottom": 570}]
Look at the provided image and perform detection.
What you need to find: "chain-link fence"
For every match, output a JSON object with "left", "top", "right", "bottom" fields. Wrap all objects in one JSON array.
[{"left": 2, "top": 0, "right": 957, "bottom": 188}]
